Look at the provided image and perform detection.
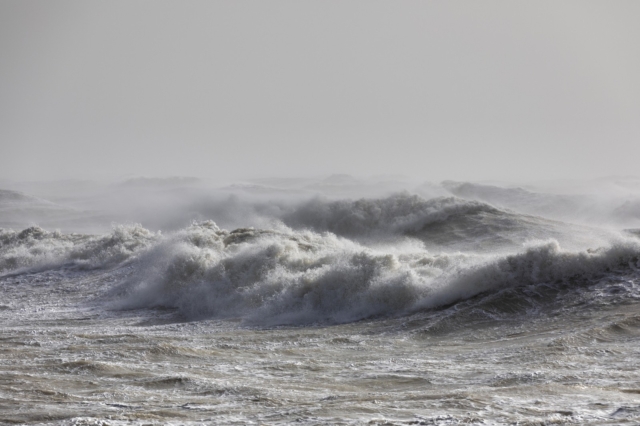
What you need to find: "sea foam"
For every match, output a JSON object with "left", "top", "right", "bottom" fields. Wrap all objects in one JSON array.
[
  {"left": 109, "top": 221, "right": 640, "bottom": 325},
  {"left": 0, "top": 225, "right": 157, "bottom": 273}
]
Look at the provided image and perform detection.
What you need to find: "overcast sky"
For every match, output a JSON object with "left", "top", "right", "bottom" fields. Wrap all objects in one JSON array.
[{"left": 1, "top": 1, "right": 639, "bottom": 183}]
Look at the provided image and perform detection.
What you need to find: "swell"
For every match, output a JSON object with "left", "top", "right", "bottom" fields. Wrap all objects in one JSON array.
[
  {"left": 282, "top": 194, "right": 504, "bottom": 238},
  {"left": 440, "top": 180, "right": 640, "bottom": 227},
  {"left": 280, "top": 193, "right": 608, "bottom": 250}
]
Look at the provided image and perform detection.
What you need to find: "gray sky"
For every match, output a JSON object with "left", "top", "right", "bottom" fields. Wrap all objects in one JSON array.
[{"left": 1, "top": 1, "right": 639, "bottom": 183}]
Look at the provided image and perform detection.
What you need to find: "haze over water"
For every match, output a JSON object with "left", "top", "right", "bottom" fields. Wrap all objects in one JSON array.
[{"left": 2, "top": 1, "right": 640, "bottom": 425}]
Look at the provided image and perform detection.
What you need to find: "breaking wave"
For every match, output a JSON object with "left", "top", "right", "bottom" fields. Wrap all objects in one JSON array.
[
  {"left": 281, "top": 193, "right": 607, "bottom": 250},
  {"left": 2, "top": 190, "right": 637, "bottom": 326},
  {"left": 0, "top": 225, "right": 157, "bottom": 273},
  {"left": 108, "top": 221, "right": 640, "bottom": 325},
  {"left": 282, "top": 194, "right": 502, "bottom": 238}
]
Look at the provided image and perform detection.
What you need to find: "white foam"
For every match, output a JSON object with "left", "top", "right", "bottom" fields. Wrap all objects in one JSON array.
[
  {"left": 0, "top": 224, "right": 157, "bottom": 273},
  {"left": 109, "top": 221, "right": 640, "bottom": 325}
]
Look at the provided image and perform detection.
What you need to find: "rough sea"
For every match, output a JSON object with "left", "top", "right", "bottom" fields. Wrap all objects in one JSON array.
[{"left": 2, "top": 176, "right": 640, "bottom": 425}]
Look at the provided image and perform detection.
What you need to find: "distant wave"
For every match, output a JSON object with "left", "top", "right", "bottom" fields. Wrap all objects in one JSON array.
[
  {"left": 281, "top": 193, "right": 604, "bottom": 250},
  {"left": 438, "top": 180, "right": 640, "bottom": 228},
  {"left": 439, "top": 180, "right": 597, "bottom": 222},
  {"left": 283, "top": 194, "right": 502, "bottom": 237},
  {"left": 0, "top": 189, "right": 42, "bottom": 203}
]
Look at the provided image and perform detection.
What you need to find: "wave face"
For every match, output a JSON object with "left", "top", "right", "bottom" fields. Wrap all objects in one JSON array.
[
  {"left": 105, "top": 221, "right": 640, "bottom": 325},
  {"left": 282, "top": 194, "right": 502, "bottom": 238},
  {"left": 281, "top": 193, "right": 608, "bottom": 251}
]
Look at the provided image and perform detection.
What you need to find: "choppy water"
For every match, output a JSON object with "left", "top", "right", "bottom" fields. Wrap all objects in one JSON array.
[{"left": 2, "top": 179, "right": 640, "bottom": 424}]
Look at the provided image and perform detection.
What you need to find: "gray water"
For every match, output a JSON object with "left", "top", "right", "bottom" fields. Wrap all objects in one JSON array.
[{"left": 2, "top": 177, "right": 640, "bottom": 425}]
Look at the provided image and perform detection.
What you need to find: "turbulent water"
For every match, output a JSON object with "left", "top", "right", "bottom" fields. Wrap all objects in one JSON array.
[{"left": 2, "top": 177, "right": 640, "bottom": 424}]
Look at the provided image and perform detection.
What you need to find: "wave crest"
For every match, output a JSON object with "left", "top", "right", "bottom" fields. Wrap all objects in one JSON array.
[
  {"left": 0, "top": 225, "right": 157, "bottom": 273},
  {"left": 111, "top": 221, "right": 640, "bottom": 325}
]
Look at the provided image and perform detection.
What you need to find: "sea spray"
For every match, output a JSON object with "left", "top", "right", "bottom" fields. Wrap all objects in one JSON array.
[
  {"left": 0, "top": 224, "right": 157, "bottom": 273},
  {"left": 106, "top": 221, "right": 640, "bottom": 325}
]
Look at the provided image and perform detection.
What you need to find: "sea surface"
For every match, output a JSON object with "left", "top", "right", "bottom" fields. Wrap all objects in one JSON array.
[{"left": 1, "top": 176, "right": 640, "bottom": 425}]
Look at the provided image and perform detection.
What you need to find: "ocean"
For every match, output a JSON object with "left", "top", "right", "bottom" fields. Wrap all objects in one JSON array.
[{"left": 1, "top": 176, "right": 640, "bottom": 425}]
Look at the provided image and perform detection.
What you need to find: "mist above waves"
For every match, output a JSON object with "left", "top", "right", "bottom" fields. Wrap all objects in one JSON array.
[{"left": 1, "top": 174, "right": 640, "bottom": 235}]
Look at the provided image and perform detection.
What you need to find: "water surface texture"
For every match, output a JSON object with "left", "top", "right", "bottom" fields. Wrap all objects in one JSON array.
[{"left": 2, "top": 178, "right": 640, "bottom": 425}]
